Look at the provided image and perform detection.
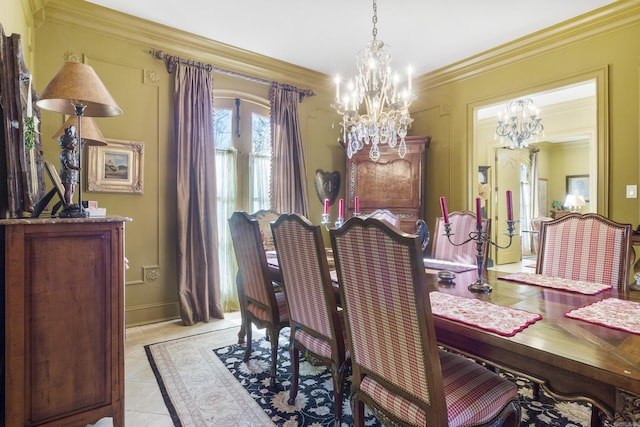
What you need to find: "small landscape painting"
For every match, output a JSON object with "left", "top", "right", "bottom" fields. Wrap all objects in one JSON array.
[{"left": 104, "top": 152, "right": 130, "bottom": 180}]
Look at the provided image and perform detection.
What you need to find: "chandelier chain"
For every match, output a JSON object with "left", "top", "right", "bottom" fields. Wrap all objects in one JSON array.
[{"left": 372, "top": 0, "right": 378, "bottom": 39}]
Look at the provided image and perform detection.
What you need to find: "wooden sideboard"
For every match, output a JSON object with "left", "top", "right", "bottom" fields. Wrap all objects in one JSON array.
[
  {"left": 345, "top": 135, "right": 431, "bottom": 233},
  {"left": 1, "top": 217, "right": 128, "bottom": 426}
]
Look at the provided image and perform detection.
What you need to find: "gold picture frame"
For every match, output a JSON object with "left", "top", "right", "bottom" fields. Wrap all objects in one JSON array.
[{"left": 87, "top": 138, "right": 144, "bottom": 194}]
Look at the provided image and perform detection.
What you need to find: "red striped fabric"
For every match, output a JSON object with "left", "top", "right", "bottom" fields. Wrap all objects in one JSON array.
[
  {"left": 432, "top": 215, "right": 484, "bottom": 265},
  {"left": 539, "top": 217, "right": 626, "bottom": 286}
]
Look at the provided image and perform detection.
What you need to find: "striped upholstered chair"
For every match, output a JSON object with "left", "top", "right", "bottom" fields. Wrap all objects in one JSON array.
[
  {"left": 536, "top": 212, "right": 632, "bottom": 289},
  {"left": 271, "top": 213, "right": 350, "bottom": 425},
  {"left": 330, "top": 217, "right": 520, "bottom": 427},
  {"left": 431, "top": 210, "right": 491, "bottom": 266},
  {"left": 228, "top": 211, "right": 289, "bottom": 385}
]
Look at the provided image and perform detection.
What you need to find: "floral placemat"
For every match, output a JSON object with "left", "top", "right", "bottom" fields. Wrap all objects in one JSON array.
[
  {"left": 498, "top": 272, "right": 611, "bottom": 295},
  {"left": 429, "top": 291, "right": 542, "bottom": 337},
  {"left": 564, "top": 298, "right": 640, "bottom": 334}
]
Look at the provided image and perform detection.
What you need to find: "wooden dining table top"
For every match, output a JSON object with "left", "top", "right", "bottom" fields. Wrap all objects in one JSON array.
[
  {"left": 428, "top": 268, "right": 640, "bottom": 424},
  {"left": 266, "top": 250, "right": 640, "bottom": 423}
]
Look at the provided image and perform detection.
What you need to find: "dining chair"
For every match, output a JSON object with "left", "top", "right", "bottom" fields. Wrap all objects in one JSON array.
[
  {"left": 251, "top": 209, "right": 281, "bottom": 251},
  {"left": 330, "top": 217, "right": 521, "bottom": 427},
  {"left": 431, "top": 210, "right": 491, "bottom": 266},
  {"left": 536, "top": 212, "right": 632, "bottom": 288},
  {"left": 228, "top": 211, "right": 289, "bottom": 385},
  {"left": 365, "top": 208, "right": 400, "bottom": 227},
  {"left": 270, "top": 213, "right": 350, "bottom": 426}
]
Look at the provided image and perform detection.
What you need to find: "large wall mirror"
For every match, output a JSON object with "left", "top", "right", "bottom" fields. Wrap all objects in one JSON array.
[{"left": 471, "top": 67, "right": 608, "bottom": 266}]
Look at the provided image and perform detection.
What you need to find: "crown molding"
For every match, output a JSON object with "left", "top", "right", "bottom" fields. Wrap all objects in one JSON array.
[
  {"left": 419, "top": 0, "right": 640, "bottom": 90},
  {"left": 41, "top": 0, "right": 329, "bottom": 92}
]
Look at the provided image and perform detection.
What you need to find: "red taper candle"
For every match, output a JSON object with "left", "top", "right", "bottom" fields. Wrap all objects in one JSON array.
[
  {"left": 439, "top": 196, "right": 449, "bottom": 224},
  {"left": 324, "top": 198, "right": 330, "bottom": 215},
  {"left": 506, "top": 190, "right": 513, "bottom": 221},
  {"left": 476, "top": 197, "right": 482, "bottom": 227},
  {"left": 338, "top": 198, "right": 344, "bottom": 218}
]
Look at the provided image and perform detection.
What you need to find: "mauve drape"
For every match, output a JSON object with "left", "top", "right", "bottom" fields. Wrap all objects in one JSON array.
[
  {"left": 270, "top": 85, "right": 309, "bottom": 216},
  {"left": 174, "top": 63, "right": 224, "bottom": 325}
]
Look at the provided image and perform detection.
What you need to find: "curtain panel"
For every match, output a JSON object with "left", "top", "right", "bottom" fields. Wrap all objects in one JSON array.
[
  {"left": 269, "top": 85, "right": 309, "bottom": 216},
  {"left": 174, "top": 63, "right": 224, "bottom": 325}
]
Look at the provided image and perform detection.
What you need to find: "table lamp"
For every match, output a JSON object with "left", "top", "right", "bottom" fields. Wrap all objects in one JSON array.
[{"left": 37, "top": 61, "right": 122, "bottom": 217}]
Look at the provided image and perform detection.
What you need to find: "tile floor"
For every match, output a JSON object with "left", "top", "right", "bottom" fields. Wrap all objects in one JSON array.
[
  {"left": 124, "top": 311, "right": 243, "bottom": 426},
  {"left": 122, "top": 259, "right": 530, "bottom": 426}
]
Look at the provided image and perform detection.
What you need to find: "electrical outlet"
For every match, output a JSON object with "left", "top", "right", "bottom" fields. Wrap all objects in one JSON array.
[{"left": 626, "top": 185, "right": 637, "bottom": 198}]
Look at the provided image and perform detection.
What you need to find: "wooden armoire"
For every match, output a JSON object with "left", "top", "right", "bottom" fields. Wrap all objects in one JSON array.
[{"left": 344, "top": 135, "right": 431, "bottom": 233}]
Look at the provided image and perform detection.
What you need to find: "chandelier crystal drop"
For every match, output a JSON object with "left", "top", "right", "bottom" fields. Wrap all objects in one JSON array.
[
  {"left": 495, "top": 98, "right": 544, "bottom": 149},
  {"left": 331, "top": 0, "right": 415, "bottom": 162}
]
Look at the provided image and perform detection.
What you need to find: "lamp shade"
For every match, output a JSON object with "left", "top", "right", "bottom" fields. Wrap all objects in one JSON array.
[
  {"left": 52, "top": 116, "right": 107, "bottom": 146},
  {"left": 37, "top": 62, "right": 123, "bottom": 117}
]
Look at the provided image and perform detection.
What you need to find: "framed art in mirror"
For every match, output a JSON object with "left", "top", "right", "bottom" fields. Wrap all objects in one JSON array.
[
  {"left": 566, "top": 174, "right": 589, "bottom": 202},
  {"left": 87, "top": 138, "right": 144, "bottom": 194}
]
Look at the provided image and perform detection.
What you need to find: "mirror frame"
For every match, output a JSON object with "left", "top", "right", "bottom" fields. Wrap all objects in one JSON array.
[{"left": 467, "top": 65, "right": 609, "bottom": 217}]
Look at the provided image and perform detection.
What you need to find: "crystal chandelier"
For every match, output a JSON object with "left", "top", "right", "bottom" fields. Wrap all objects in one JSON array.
[
  {"left": 495, "top": 98, "right": 544, "bottom": 149},
  {"left": 331, "top": 0, "right": 415, "bottom": 162}
]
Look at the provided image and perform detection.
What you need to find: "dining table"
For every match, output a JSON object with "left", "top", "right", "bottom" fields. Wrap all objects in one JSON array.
[{"left": 262, "top": 251, "right": 640, "bottom": 426}]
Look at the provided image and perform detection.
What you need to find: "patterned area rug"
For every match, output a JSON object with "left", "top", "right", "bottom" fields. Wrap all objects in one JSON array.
[{"left": 146, "top": 326, "right": 610, "bottom": 426}]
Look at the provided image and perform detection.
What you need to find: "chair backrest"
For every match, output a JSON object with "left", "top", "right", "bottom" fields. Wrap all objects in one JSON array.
[
  {"left": 330, "top": 217, "right": 449, "bottom": 425},
  {"left": 366, "top": 208, "right": 400, "bottom": 227},
  {"left": 270, "top": 214, "right": 344, "bottom": 357},
  {"left": 228, "top": 211, "right": 279, "bottom": 320},
  {"left": 251, "top": 209, "right": 280, "bottom": 251},
  {"left": 536, "top": 212, "right": 632, "bottom": 288},
  {"left": 431, "top": 210, "right": 491, "bottom": 265},
  {"left": 530, "top": 216, "right": 552, "bottom": 254}
]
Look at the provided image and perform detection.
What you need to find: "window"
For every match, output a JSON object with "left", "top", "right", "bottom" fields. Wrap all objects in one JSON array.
[{"left": 214, "top": 97, "right": 271, "bottom": 310}]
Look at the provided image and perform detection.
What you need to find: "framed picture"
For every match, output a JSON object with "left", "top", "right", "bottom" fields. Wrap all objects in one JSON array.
[
  {"left": 87, "top": 138, "right": 144, "bottom": 194},
  {"left": 538, "top": 178, "right": 548, "bottom": 215},
  {"left": 566, "top": 174, "right": 589, "bottom": 202}
]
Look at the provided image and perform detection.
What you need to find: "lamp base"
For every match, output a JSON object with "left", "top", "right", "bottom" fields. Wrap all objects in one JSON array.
[{"left": 59, "top": 204, "right": 89, "bottom": 218}]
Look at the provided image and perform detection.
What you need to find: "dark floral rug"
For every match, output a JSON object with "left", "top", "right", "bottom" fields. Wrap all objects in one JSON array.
[{"left": 214, "top": 329, "right": 604, "bottom": 427}]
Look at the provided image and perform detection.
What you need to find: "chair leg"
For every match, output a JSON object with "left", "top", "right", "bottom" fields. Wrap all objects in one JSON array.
[
  {"left": 352, "top": 395, "right": 365, "bottom": 427},
  {"left": 591, "top": 406, "right": 603, "bottom": 427},
  {"left": 288, "top": 344, "right": 299, "bottom": 405},
  {"left": 268, "top": 328, "right": 279, "bottom": 386},
  {"left": 243, "top": 319, "right": 253, "bottom": 363},
  {"left": 332, "top": 364, "right": 348, "bottom": 425}
]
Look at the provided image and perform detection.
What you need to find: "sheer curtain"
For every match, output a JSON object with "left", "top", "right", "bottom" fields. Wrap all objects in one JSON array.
[
  {"left": 216, "top": 148, "right": 239, "bottom": 311},
  {"left": 269, "top": 84, "right": 309, "bottom": 216},
  {"left": 174, "top": 63, "right": 224, "bottom": 325}
]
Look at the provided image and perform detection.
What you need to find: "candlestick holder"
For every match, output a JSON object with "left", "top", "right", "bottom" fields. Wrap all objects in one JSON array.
[
  {"left": 321, "top": 211, "right": 360, "bottom": 230},
  {"left": 443, "top": 220, "right": 517, "bottom": 293}
]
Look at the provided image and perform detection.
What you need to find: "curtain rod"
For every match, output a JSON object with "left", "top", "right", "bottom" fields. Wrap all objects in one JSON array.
[{"left": 150, "top": 50, "right": 315, "bottom": 100}]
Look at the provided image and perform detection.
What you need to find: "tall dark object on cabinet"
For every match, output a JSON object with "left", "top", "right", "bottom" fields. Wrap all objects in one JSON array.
[
  {"left": 344, "top": 135, "right": 431, "bottom": 233},
  {"left": 0, "top": 24, "right": 46, "bottom": 218},
  {"left": 1, "top": 218, "right": 127, "bottom": 426}
]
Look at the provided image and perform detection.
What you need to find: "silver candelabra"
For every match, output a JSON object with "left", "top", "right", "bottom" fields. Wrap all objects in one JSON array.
[{"left": 443, "top": 220, "right": 517, "bottom": 293}]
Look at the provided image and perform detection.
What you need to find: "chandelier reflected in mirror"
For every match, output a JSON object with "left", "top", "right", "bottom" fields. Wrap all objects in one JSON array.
[
  {"left": 331, "top": 0, "right": 415, "bottom": 162},
  {"left": 495, "top": 98, "right": 544, "bottom": 149}
]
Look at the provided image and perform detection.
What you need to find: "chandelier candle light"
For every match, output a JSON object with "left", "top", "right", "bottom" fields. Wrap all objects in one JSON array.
[
  {"left": 495, "top": 98, "right": 544, "bottom": 149},
  {"left": 331, "top": 0, "right": 415, "bottom": 162},
  {"left": 439, "top": 191, "right": 516, "bottom": 293}
]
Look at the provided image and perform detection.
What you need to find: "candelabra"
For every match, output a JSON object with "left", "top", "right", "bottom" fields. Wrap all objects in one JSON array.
[
  {"left": 321, "top": 210, "right": 361, "bottom": 230},
  {"left": 443, "top": 220, "right": 517, "bottom": 293}
]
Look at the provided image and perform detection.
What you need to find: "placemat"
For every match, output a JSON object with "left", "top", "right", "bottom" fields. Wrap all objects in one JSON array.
[
  {"left": 498, "top": 272, "right": 611, "bottom": 295},
  {"left": 564, "top": 298, "right": 640, "bottom": 334},
  {"left": 423, "top": 258, "right": 477, "bottom": 273},
  {"left": 429, "top": 291, "right": 542, "bottom": 337}
]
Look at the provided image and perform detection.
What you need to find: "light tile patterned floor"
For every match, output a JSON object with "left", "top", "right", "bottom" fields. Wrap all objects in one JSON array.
[{"left": 124, "top": 311, "right": 243, "bottom": 426}]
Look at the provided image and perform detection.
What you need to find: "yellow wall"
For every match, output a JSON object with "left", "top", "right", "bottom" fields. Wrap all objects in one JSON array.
[
  {"left": 8, "top": 0, "right": 640, "bottom": 325},
  {"left": 414, "top": 1, "right": 640, "bottom": 228},
  {"left": 0, "top": 0, "right": 36, "bottom": 69},
  {"left": 28, "top": 0, "right": 342, "bottom": 326}
]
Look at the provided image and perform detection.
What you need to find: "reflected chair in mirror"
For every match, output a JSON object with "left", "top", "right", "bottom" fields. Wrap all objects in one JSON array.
[
  {"left": 365, "top": 208, "right": 400, "bottom": 227},
  {"left": 530, "top": 216, "right": 552, "bottom": 255},
  {"left": 271, "top": 213, "right": 350, "bottom": 426},
  {"left": 330, "top": 217, "right": 521, "bottom": 427},
  {"left": 431, "top": 211, "right": 491, "bottom": 267},
  {"left": 536, "top": 212, "right": 632, "bottom": 289},
  {"left": 228, "top": 211, "right": 289, "bottom": 385}
]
